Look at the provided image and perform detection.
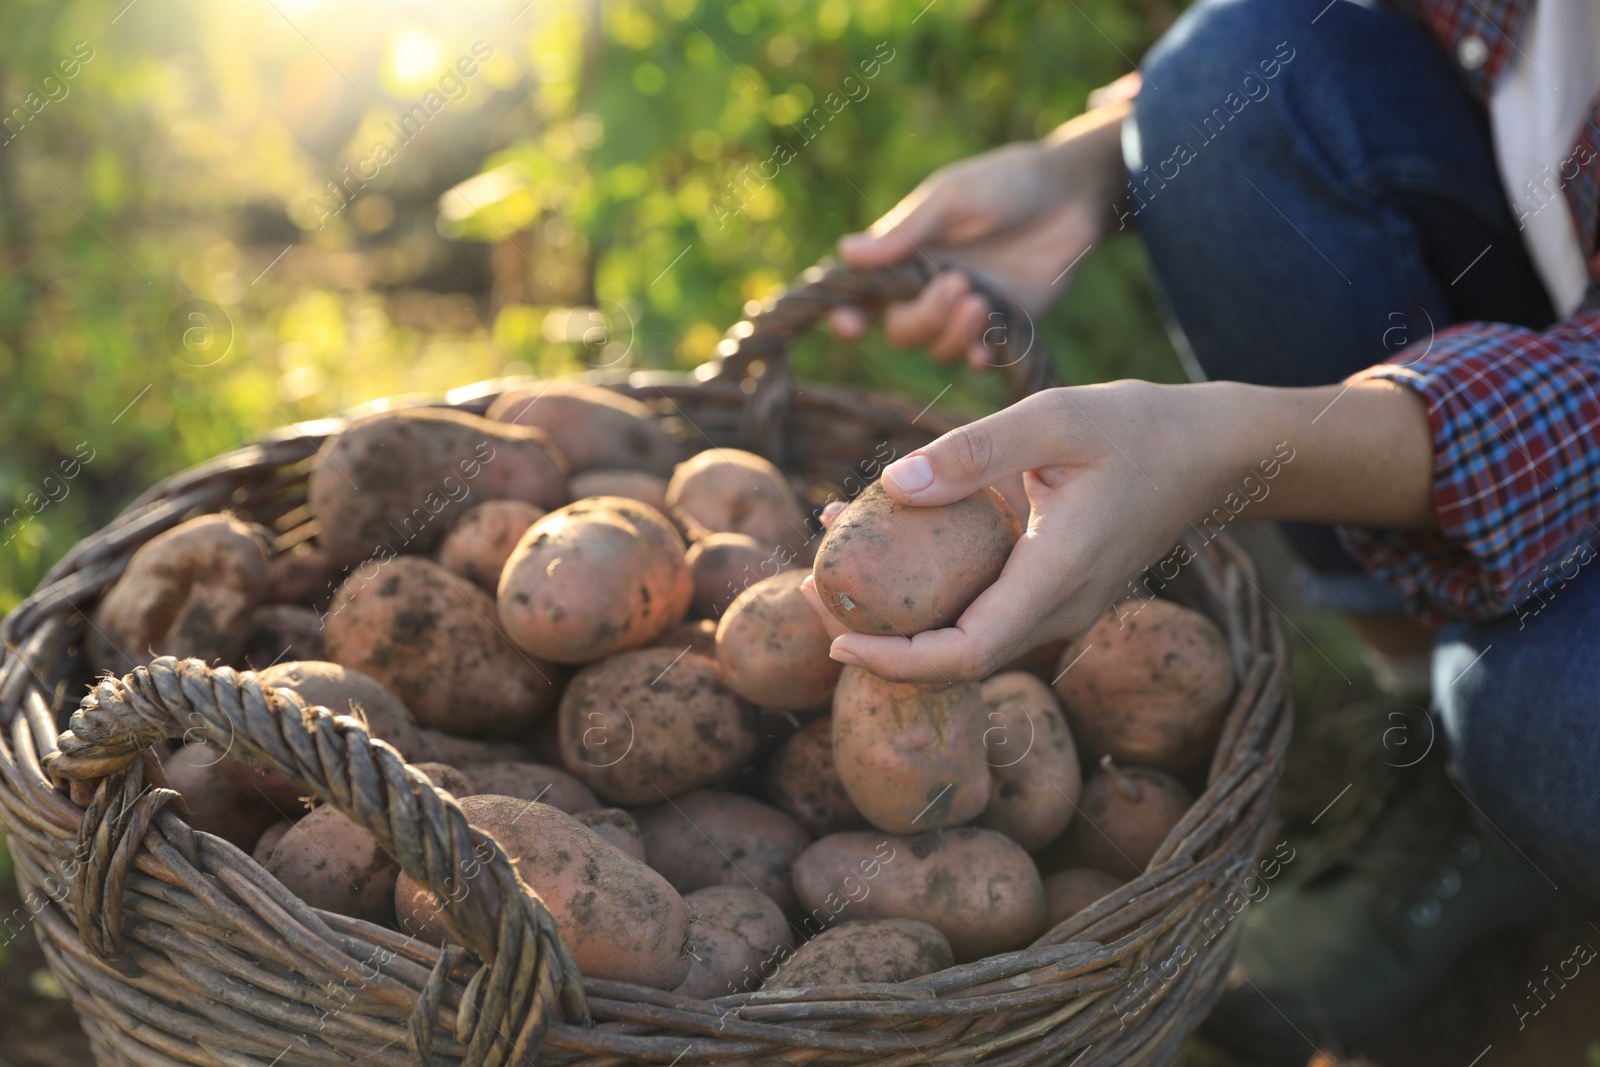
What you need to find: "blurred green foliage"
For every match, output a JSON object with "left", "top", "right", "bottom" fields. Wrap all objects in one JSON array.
[{"left": 0, "top": 0, "right": 1185, "bottom": 612}]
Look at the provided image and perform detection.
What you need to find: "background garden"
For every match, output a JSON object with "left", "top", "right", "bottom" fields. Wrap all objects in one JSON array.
[{"left": 0, "top": 0, "right": 1183, "bottom": 617}]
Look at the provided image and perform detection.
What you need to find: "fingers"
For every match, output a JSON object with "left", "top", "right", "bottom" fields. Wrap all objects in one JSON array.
[
  {"left": 839, "top": 229, "right": 921, "bottom": 268},
  {"left": 829, "top": 306, "right": 869, "bottom": 339},
  {"left": 881, "top": 390, "right": 1070, "bottom": 506},
  {"left": 832, "top": 262, "right": 992, "bottom": 361},
  {"left": 929, "top": 291, "right": 990, "bottom": 364},
  {"left": 837, "top": 187, "right": 950, "bottom": 268},
  {"left": 880, "top": 272, "right": 977, "bottom": 357},
  {"left": 839, "top": 186, "right": 994, "bottom": 360}
]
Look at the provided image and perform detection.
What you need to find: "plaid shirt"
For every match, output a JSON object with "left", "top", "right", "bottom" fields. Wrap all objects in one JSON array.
[{"left": 1335, "top": 0, "right": 1600, "bottom": 622}]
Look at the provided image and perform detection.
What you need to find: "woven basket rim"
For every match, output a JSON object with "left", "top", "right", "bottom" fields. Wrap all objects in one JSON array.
[{"left": 0, "top": 263, "right": 1293, "bottom": 1067}]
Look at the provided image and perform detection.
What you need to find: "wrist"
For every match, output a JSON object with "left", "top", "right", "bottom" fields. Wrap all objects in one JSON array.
[
  {"left": 1039, "top": 99, "right": 1130, "bottom": 219},
  {"left": 1142, "top": 381, "right": 1268, "bottom": 528},
  {"left": 1164, "top": 378, "right": 1436, "bottom": 530}
]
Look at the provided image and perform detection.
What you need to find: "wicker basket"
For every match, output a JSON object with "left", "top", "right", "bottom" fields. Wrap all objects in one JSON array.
[{"left": 0, "top": 258, "right": 1291, "bottom": 1067}]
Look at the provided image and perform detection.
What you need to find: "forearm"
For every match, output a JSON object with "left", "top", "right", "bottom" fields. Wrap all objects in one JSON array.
[
  {"left": 1168, "top": 378, "right": 1437, "bottom": 531},
  {"left": 1039, "top": 98, "right": 1131, "bottom": 209}
]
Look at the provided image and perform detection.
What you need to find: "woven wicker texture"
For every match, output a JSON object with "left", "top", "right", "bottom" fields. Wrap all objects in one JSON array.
[{"left": 0, "top": 258, "right": 1290, "bottom": 1066}]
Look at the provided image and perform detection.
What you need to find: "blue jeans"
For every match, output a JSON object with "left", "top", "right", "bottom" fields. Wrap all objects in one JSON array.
[{"left": 1131, "top": 0, "right": 1600, "bottom": 897}]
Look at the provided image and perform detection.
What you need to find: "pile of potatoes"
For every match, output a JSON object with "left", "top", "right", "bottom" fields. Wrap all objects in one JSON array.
[{"left": 90, "top": 380, "right": 1238, "bottom": 997}]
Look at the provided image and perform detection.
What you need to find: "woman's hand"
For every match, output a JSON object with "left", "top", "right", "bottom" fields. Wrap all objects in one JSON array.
[
  {"left": 829, "top": 101, "right": 1131, "bottom": 368},
  {"left": 801, "top": 377, "right": 1436, "bottom": 684}
]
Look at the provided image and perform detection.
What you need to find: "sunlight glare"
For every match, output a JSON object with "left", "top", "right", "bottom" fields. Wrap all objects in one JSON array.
[{"left": 384, "top": 28, "right": 445, "bottom": 94}]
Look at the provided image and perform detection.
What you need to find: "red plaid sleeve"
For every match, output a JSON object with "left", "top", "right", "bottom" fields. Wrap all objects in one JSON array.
[{"left": 1337, "top": 310, "right": 1600, "bottom": 623}]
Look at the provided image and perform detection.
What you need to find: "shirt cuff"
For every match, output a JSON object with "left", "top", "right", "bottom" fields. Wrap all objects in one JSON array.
[{"left": 1335, "top": 315, "right": 1600, "bottom": 623}]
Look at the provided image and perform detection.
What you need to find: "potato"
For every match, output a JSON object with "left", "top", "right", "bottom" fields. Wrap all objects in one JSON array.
[
  {"left": 457, "top": 762, "right": 599, "bottom": 812},
  {"left": 164, "top": 742, "right": 283, "bottom": 849},
  {"left": 687, "top": 533, "right": 775, "bottom": 618},
  {"left": 765, "top": 716, "right": 867, "bottom": 837},
  {"left": 265, "top": 804, "right": 399, "bottom": 925},
  {"left": 413, "top": 728, "right": 538, "bottom": 767},
  {"left": 488, "top": 382, "right": 681, "bottom": 476},
  {"left": 498, "top": 497, "right": 693, "bottom": 663},
  {"left": 89, "top": 514, "right": 270, "bottom": 675},
  {"left": 1052, "top": 599, "right": 1235, "bottom": 771},
  {"left": 1046, "top": 758, "right": 1193, "bottom": 880},
  {"left": 309, "top": 408, "right": 569, "bottom": 570},
  {"left": 791, "top": 828, "right": 1045, "bottom": 960},
  {"left": 574, "top": 808, "right": 646, "bottom": 861},
  {"left": 994, "top": 472, "right": 1030, "bottom": 525},
  {"left": 412, "top": 762, "right": 474, "bottom": 797},
  {"left": 676, "top": 886, "right": 793, "bottom": 999},
  {"left": 437, "top": 500, "right": 546, "bottom": 591},
  {"left": 750, "top": 707, "right": 808, "bottom": 762},
  {"left": 265, "top": 545, "right": 336, "bottom": 611},
  {"left": 653, "top": 617, "right": 717, "bottom": 656},
  {"left": 394, "top": 795, "right": 691, "bottom": 988},
  {"left": 811, "top": 481, "right": 1019, "bottom": 637},
  {"left": 528, "top": 713, "right": 565, "bottom": 767},
  {"left": 973, "top": 672, "right": 1081, "bottom": 850},
  {"left": 558, "top": 648, "right": 757, "bottom": 805},
  {"left": 714, "top": 708, "right": 807, "bottom": 797},
  {"left": 252, "top": 820, "right": 293, "bottom": 866},
  {"left": 767, "top": 919, "right": 952, "bottom": 990},
  {"left": 325, "top": 556, "right": 561, "bottom": 738},
  {"left": 832, "top": 667, "right": 990, "bottom": 834},
  {"left": 230, "top": 657, "right": 427, "bottom": 817},
  {"left": 714, "top": 571, "right": 841, "bottom": 710},
  {"left": 634, "top": 790, "right": 810, "bottom": 914},
  {"left": 666, "top": 449, "right": 809, "bottom": 553},
  {"left": 240, "top": 604, "right": 326, "bottom": 670},
  {"left": 998, "top": 638, "right": 1070, "bottom": 686},
  {"left": 255, "top": 661, "right": 421, "bottom": 757},
  {"left": 570, "top": 469, "right": 670, "bottom": 512},
  {"left": 1043, "top": 868, "right": 1123, "bottom": 929}
]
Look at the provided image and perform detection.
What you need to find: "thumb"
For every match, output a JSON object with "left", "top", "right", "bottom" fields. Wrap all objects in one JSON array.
[
  {"left": 838, "top": 193, "right": 951, "bottom": 269},
  {"left": 882, "top": 393, "right": 1060, "bottom": 506}
]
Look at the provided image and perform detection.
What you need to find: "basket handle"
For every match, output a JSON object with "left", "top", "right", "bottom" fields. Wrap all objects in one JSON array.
[
  {"left": 703, "top": 257, "right": 1058, "bottom": 465},
  {"left": 43, "top": 656, "right": 587, "bottom": 1065}
]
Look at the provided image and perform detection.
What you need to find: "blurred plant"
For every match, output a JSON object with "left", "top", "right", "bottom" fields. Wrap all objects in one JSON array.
[{"left": 0, "top": 0, "right": 1185, "bottom": 615}]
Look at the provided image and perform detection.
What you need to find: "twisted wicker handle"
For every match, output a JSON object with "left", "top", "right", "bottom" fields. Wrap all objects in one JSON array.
[
  {"left": 43, "top": 656, "right": 587, "bottom": 1066},
  {"left": 707, "top": 258, "right": 1057, "bottom": 464}
]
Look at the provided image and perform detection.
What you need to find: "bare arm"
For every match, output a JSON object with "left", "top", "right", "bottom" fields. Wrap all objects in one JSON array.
[
  {"left": 1172, "top": 378, "right": 1435, "bottom": 530},
  {"left": 802, "top": 376, "right": 1435, "bottom": 683}
]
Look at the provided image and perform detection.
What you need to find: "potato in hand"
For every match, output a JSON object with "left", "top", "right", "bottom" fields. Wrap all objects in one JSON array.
[{"left": 811, "top": 481, "right": 1019, "bottom": 636}]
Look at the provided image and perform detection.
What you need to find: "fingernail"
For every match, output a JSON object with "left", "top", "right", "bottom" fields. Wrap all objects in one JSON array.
[
  {"left": 885, "top": 455, "right": 933, "bottom": 493},
  {"left": 829, "top": 641, "right": 863, "bottom": 666}
]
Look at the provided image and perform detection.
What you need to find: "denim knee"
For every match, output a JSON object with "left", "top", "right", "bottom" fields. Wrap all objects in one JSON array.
[
  {"left": 1435, "top": 568, "right": 1600, "bottom": 900},
  {"left": 1126, "top": 0, "right": 1312, "bottom": 224}
]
